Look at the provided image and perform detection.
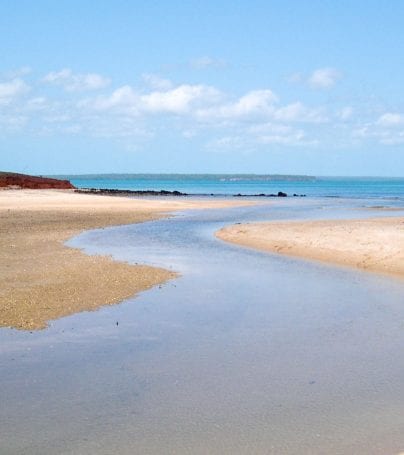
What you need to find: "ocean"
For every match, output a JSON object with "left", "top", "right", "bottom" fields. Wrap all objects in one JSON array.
[{"left": 54, "top": 174, "right": 404, "bottom": 200}]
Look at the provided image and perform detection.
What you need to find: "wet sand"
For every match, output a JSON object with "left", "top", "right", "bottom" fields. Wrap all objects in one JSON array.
[
  {"left": 0, "top": 189, "right": 250, "bottom": 330},
  {"left": 217, "top": 217, "right": 404, "bottom": 278}
]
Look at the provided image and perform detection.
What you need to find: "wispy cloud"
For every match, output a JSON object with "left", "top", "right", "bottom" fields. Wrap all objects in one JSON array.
[
  {"left": 196, "top": 90, "right": 277, "bottom": 120},
  {"left": 273, "top": 102, "right": 327, "bottom": 123},
  {"left": 289, "top": 67, "right": 342, "bottom": 90},
  {"left": 1, "top": 66, "right": 398, "bottom": 153},
  {"left": 190, "top": 56, "right": 227, "bottom": 70},
  {"left": 81, "top": 85, "right": 139, "bottom": 113},
  {"left": 337, "top": 107, "right": 353, "bottom": 121},
  {"left": 0, "top": 78, "right": 30, "bottom": 105},
  {"left": 353, "top": 111, "right": 404, "bottom": 145},
  {"left": 248, "top": 122, "right": 317, "bottom": 146},
  {"left": 376, "top": 112, "right": 404, "bottom": 127},
  {"left": 43, "top": 68, "right": 110, "bottom": 92},
  {"left": 196, "top": 93, "right": 326, "bottom": 124},
  {"left": 207, "top": 135, "right": 245, "bottom": 150},
  {"left": 141, "top": 73, "right": 173, "bottom": 90},
  {"left": 308, "top": 67, "right": 342, "bottom": 89},
  {"left": 208, "top": 122, "right": 316, "bottom": 151},
  {"left": 2, "top": 66, "right": 32, "bottom": 79}
]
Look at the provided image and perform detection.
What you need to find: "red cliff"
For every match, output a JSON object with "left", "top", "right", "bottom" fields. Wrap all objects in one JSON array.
[{"left": 0, "top": 172, "right": 75, "bottom": 189}]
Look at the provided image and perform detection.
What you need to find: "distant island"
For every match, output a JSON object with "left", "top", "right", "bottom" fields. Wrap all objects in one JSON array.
[{"left": 0, "top": 172, "right": 75, "bottom": 190}]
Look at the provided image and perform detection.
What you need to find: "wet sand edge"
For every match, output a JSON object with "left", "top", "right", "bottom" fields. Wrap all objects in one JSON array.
[
  {"left": 216, "top": 217, "right": 404, "bottom": 279},
  {"left": 0, "top": 190, "right": 253, "bottom": 330}
]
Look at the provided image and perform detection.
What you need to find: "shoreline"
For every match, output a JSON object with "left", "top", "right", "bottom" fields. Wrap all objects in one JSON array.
[
  {"left": 216, "top": 217, "right": 404, "bottom": 279},
  {"left": 0, "top": 189, "right": 253, "bottom": 330}
]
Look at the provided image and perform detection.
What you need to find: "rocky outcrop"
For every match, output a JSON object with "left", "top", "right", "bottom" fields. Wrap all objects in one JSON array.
[
  {"left": 234, "top": 191, "right": 306, "bottom": 197},
  {"left": 0, "top": 172, "right": 75, "bottom": 189},
  {"left": 75, "top": 188, "right": 188, "bottom": 196}
]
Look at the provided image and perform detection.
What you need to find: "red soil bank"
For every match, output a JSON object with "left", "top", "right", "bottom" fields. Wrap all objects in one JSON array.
[{"left": 0, "top": 172, "right": 75, "bottom": 189}]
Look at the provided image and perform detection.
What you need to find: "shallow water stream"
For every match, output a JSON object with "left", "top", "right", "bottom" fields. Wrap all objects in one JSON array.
[{"left": 1, "top": 198, "right": 404, "bottom": 454}]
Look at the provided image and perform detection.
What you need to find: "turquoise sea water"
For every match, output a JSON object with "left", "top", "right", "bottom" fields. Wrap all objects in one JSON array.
[{"left": 55, "top": 174, "right": 404, "bottom": 200}]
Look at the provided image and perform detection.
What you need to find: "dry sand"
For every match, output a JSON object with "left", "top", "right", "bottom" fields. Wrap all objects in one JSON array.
[
  {"left": 217, "top": 217, "right": 404, "bottom": 278},
  {"left": 0, "top": 189, "right": 251, "bottom": 330}
]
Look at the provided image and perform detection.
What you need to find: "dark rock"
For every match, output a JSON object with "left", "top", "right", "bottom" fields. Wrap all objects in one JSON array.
[
  {"left": 234, "top": 191, "right": 289, "bottom": 197},
  {"left": 75, "top": 188, "right": 188, "bottom": 196}
]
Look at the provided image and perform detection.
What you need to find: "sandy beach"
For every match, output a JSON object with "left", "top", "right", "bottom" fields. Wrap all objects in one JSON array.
[
  {"left": 0, "top": 189, "right": 250, "bottom": 330},
  {"left": 217, "top": 217, "right": 404, "bottom": 278}
]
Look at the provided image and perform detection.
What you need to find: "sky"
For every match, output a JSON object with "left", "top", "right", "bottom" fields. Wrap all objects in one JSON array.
[{"left": 1, "top": 0, "right": 404, "bottom": 176}]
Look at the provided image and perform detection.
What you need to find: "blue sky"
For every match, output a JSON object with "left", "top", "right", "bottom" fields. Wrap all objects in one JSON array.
[{"left": 1, "top": 0, "right": 404, "bottom": 176}]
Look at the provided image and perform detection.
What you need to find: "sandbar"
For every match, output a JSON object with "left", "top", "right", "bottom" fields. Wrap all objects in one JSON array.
[
  {"left": 0, "top": 189, "right": 251, "bottom": 330},
  {"left": 217, "top": 217, "right": 404, "bottom": 278}
]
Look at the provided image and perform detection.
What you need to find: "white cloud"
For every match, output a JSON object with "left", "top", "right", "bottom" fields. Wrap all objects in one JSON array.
[
  {"left": 248, "top": 122, "right": 316, "bottom": 146},
  {"left": 308, "top": 68, "right": 342, "bottom": 89},
  {"left": 353, "top": 113, "right": 404, "bottom": 145},
  {"left": 197, "top": 89, "right": 277, "bottom": 119},
  {"left": 141, "top": 73, "right": 173, "bottom": 90},
  {"left": 86, "top": 83, "right": 222, "bottom": 116},
  {"left": 2, "top": 66, "right": 392, "bottom": 152},
  {"left": 85, "top": 85, "right": 139, "bottom": 112},
  {"left": 273, "top": 102, "right": 327, "bottom": 123},
  {"left": 288, "top": 67, "right": 342, "bottom": 89},
  {"left": 190, "top": 56, "right": 227, "bottom": 70},
  {"left": 233, "top": 90, "right": 277, "bottom": 115},
  {"left": 208, "top": 122, "right": 315, "bottom": 150},
  {"left": 197, "top": 94, "right": 326, "bottom": 125},
  {"left": 76, "top": 84, "right": 331, "bottom": 147},
  {"left": 141, "top": 84, "right": 222, "bottom": 114},
  {"left": 0, "top": 78, "right": 30, "bottom": 104},
  {"left": 43, "top": 68, "right": 110, "bottom": 92},
  {"left": 376, "top": 112, "right": 404, "bottom": 127}
]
